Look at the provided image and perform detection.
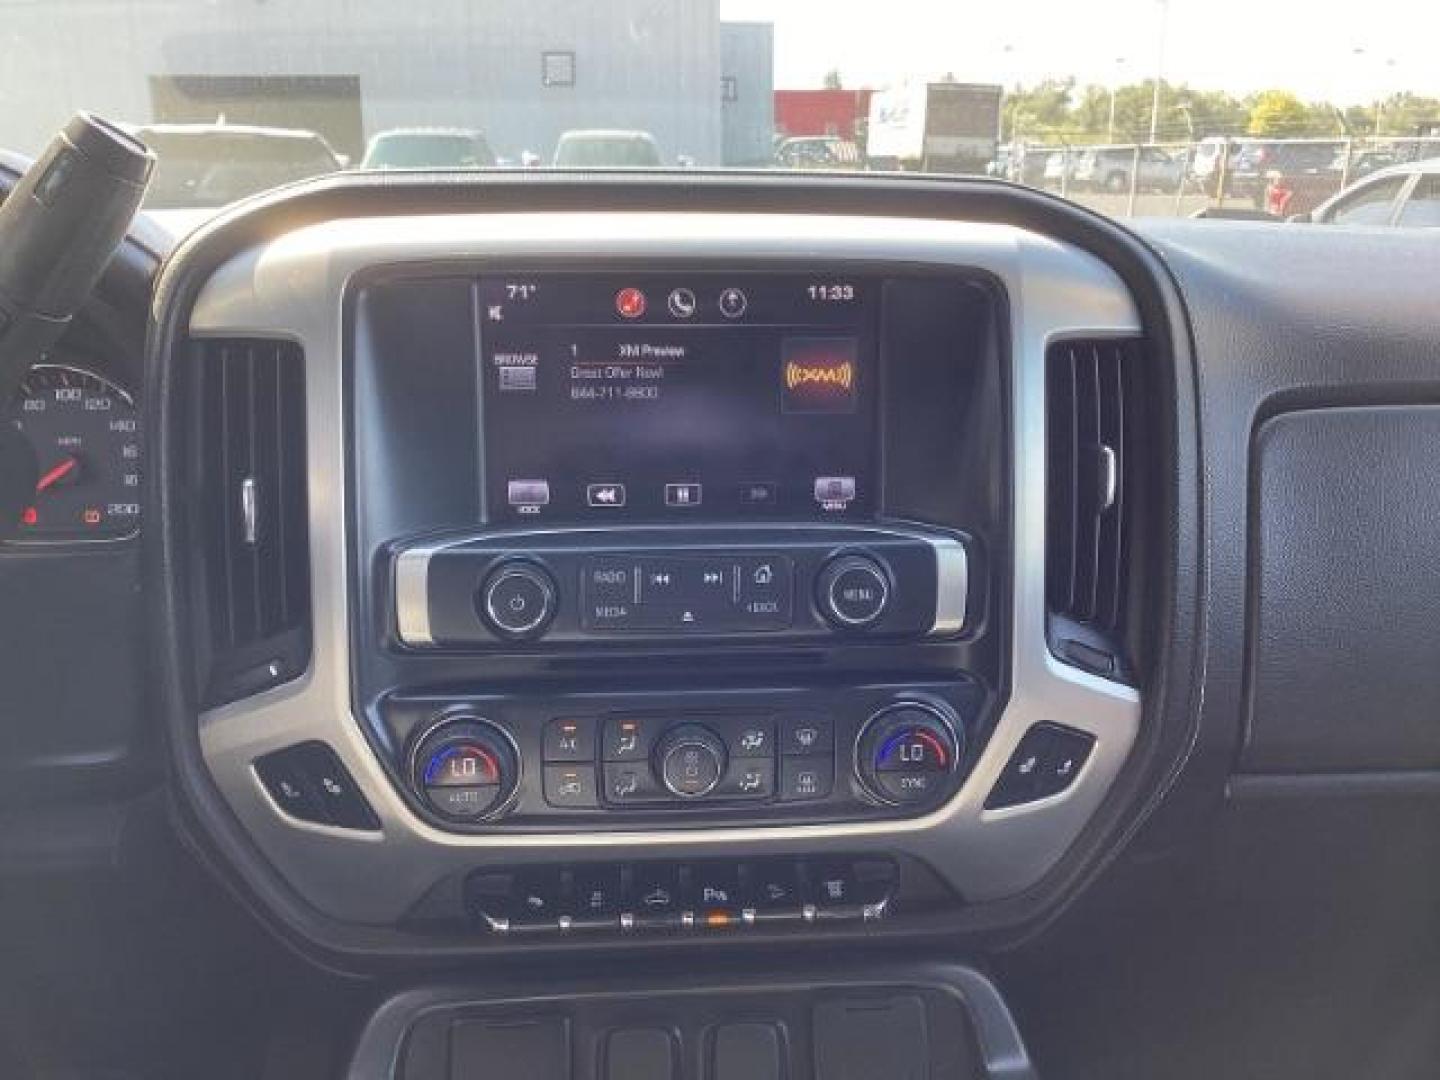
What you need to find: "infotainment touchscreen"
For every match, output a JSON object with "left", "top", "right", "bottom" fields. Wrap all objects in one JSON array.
[{"left": 478, "top": 273, "right": 879, "bottom": 522}]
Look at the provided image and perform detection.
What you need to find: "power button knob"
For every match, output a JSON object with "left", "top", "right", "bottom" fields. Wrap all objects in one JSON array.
[
  {"left": 478, "top": 561, "right": 557, "bottom": 640},
  {"left": 817, "top": 554, "right": 891, "bottom": 628}
]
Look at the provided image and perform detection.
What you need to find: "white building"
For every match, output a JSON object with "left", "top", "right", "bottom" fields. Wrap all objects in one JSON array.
[{"left": 1, "top": 0, "right": 772, "bottom": 166}]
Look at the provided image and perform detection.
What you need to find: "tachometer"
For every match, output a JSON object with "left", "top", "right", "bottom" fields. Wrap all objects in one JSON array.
[{"left": 6, "top": 363, "right": 142, "bottom": 542}]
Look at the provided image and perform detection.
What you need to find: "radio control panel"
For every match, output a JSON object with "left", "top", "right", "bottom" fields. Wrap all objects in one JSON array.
[{"left": 392, "top": 525, "right": 968, "bottom": 650}]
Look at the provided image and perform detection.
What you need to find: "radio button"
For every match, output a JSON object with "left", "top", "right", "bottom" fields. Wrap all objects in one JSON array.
[{"left": 583, "top": 559, "right": 635, "bottom": 603}]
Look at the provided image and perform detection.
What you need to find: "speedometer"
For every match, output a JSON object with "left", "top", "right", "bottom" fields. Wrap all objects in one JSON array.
[{"left": 6, "top": 363, "right": 142, "bottom": 542}]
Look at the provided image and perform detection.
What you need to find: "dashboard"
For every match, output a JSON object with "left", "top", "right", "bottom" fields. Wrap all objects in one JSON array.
[
  {"left": 10, "top": 163, "right": 1440, "bottom": 1078},
  {"left": 137, "top": 185, "right": 1183, "bottom": 961},
  {"left": 16, "top": 166, "right": 1440, "bottom": 993}
]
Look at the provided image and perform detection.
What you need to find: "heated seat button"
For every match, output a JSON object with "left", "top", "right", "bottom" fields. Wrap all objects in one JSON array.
[
  {"left": 254, "top": 752, "right": 326, "bottom": 825},
  {"left": 985, "top": 723, "right": 1096, "bottom": 810},
  {"left": 291, "top": 742, "right": 380, "bottom": 830},
  {"left": 602, "top": 762, "right": 668, "bottom": 805},
  {"left": 602, "top": 715, "right": 663, "bottom": 762}
]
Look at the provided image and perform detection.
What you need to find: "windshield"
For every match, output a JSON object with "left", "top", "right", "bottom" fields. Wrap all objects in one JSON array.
[{"left": 3, "top": 0, "right": 1437, "bottom": 225}]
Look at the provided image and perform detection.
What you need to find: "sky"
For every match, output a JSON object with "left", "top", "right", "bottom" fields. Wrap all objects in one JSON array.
[{"left": 719, "top": 0, "right": 1440, "bottom": 107}]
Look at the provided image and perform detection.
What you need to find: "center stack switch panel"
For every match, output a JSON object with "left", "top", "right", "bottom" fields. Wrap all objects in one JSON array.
[{"left": 383, "top": 681, "right": 982, "bottom": 832}]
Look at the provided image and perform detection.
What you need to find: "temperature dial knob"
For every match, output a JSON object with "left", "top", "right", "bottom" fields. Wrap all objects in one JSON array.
[
  {"left": 854, "top": 702, "right": 961, "bottom": 807},
  {"left": 410, "top": 718, "right": 519, "bottom": 822}
]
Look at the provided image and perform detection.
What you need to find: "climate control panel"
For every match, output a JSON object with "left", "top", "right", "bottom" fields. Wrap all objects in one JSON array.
[
  {"left": 383, "top": 682, "right": 983, "bottom": 830},
  {"left": 392, "top": 525, "right": 967, "bottom": 649}
]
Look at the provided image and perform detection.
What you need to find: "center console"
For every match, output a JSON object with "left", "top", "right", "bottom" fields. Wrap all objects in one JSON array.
[{"left": 168, "top": 206, "right": 1146, "bottom": 951}]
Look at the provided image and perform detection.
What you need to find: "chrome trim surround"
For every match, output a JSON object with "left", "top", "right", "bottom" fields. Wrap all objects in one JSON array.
[
  {"left": 928, "top": 535, "right": 969, "bottom": 635},
  {"left": 392, "top": 526, "right": 968, "bottom": 647},
  {"left": 189, "top": 212, "right": 1142, "bottom": 925},
  {"left": 392, "top": 545, "right": 436, "bottom": 647}
]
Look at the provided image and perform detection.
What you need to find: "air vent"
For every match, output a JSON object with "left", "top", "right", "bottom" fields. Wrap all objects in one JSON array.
[
  {"left": 1045, "top": 338, "right": 1137, "bottom": 679},
  {"left": 190, "top": 339, "right": 310, "bottom": 706}
]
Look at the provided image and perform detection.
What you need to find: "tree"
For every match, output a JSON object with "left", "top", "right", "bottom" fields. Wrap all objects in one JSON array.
[
  {"left": 822, "top": 69, "right": 843, "bottom": 91},
  {"left": 1248, "top": 90, "right": 1309, "bottom": 136},
  {"left": 1003, "top": 78, "right": 1078, "bottom": 142}
]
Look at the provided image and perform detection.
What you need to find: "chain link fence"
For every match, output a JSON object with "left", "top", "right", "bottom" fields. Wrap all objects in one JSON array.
[{"left": 993, "top": 136, "right": 1440, "bottom": 219}]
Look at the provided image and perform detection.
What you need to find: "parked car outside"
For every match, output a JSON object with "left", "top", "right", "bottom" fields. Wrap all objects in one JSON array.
[
  {"left": 1071, "top": 145, "right": 1185, "bottom": 193},
  {"left": 1230, "top": 140, "right": 1342, "bottom": 205},
  {"left": 1294, "top": 158, "right": 1440, "bottom": 227},
  {"left": 129, "top": 123, "right": 345, "bottom": 208},
  {"left": 773, "top": 136, "right": 861, "bottom": 169},
  {"left": 552, "top": 129, "right": 663, "bottom": 167},
  {"left": 362, "top": 128, "right": 496, "bottom": 169}
]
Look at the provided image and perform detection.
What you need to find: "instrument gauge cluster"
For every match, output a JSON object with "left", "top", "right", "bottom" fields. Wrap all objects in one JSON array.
[{"left": 5, "top": 359, "right": 142, "bottom": 544}]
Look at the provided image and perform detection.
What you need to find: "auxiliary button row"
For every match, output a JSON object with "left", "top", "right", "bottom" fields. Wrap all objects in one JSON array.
[{"left": 466, "top": 857, "right": 898, "bottom": 935}]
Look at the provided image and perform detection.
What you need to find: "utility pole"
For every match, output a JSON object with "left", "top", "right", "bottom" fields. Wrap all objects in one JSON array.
[
  {"left": 1149, "top": 0, "right": 1169, "bottom": 144},
  {"left": 1107, "top": 57, "right": 1127, "bottom": 144}
]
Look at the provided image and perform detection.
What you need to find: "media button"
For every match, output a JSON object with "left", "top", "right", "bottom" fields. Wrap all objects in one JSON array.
[
  {"left": 664, "top": 482, "right": 703, "bottom": 508},
  {"left": 718, "top": 287, "right": 748, "bottom": 319},
  {"left": 639, "top": 561, "right": 683, "bottom": 602},
  {"left": 814, "top": 475, "right": 856, "bottom": 512},
  {"left": 496, "top": 364, "right": 536, "bottom": 392},
  {"left": 586, "top": 482, "right": 626, "bottom": 508},
  {"left": 506, "top": 479, "right": 551, "bottom": 513}
]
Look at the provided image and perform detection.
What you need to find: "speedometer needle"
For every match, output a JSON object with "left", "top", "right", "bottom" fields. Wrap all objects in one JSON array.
[{"left": 35, "top": 457, "right": 78, "bottom": 493}]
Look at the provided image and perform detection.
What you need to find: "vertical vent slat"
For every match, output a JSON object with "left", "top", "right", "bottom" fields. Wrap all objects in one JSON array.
[
  {"left": 1046, "top": 338, "right": 1135, "bottom": 665},
  {"left": 193, "top": 339, "right": 310, "bottom": 706}
]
